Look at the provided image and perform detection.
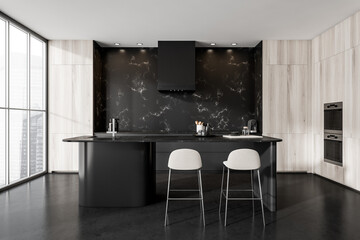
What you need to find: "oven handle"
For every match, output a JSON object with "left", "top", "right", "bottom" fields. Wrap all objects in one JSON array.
[
  {"left": 326, "top": 134, "right": 338, "bottom": 139},
  {"left": 327, "top": 104, "right": 338, "bottom": 108}
]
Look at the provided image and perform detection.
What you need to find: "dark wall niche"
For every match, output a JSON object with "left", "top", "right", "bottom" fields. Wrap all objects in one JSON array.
[{"left": 93, "top": 43, "right": 262, "bottom": 133}]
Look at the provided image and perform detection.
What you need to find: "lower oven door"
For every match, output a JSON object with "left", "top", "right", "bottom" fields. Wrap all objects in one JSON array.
[{"left": 324, "top": 133, "right": 343, "bottom": 166}]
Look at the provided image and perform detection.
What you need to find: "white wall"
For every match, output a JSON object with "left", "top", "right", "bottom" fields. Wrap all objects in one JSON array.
[
  {"left": 263, "top": 10, "right": 360, "bottom": 191},
  {"left": 48, "top": 40, "right": 93, "bottom": 172}
]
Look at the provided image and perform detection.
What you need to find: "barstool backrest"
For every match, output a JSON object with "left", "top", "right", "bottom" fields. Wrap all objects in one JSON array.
[
  {"left": 226, "top": 149, "right": 261, "bottom": 170},
  {"left": 168, "top": 149, "right": 202, "bottom": 170}
]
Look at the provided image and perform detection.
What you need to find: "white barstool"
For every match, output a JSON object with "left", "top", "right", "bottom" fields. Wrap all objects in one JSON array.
[
  {"left": 219, "top": 149, "right": 265, "bottom": 226},
  {"left": 164, "top": 149, "right": 205, "bottom": 226}
]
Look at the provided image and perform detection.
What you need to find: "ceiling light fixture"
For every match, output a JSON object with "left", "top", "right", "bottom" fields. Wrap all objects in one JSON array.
[
  {"left": 210, "top": 43, "right": 216, "bottom": 46},
  {"left": 114, "top": 43, "right": 120, "bottom": 46},
  {"left": 231, "top": 43, "right": 237, "bottom": 46},
  {"left": 137, "top": 43, "right": 143, "bottom": 46}
]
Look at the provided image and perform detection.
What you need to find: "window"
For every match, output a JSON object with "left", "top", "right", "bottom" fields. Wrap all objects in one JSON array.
[{"left": 0, "top": 16, "right": 47, "bottom": 189}]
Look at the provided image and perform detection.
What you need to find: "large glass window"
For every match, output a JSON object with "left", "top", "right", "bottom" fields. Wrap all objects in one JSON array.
[
  {"left": 9, "top": 25, "right": 28, "bottom": 109},
  {"left": 0, "top": 16, "right": 47, "bottom": 189},
  {"left": 0, "top": 19, "right": 5, "bottom": 108},
  {"left": 0, "top": 109, "right": 5, "bottom": 186}
]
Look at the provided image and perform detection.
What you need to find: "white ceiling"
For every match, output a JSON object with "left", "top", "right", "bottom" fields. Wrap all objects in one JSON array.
[{"left": 1, "top": 0, "right": 360, "bottom": 47}]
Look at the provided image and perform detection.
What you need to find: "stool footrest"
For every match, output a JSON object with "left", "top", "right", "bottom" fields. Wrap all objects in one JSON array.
[
  {"left": 225, "top": 197, "right": 262, "bottom": 200},
  {"left": 168, "top": 197, "right": 203, "bottom": 201},
  {"left": 170, "top": 189, "right": 200, "bottom": 192}
]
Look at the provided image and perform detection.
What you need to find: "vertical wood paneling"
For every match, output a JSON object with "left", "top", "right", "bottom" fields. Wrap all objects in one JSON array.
[
  {"left": 49, "top": 66, "right": 73, "bottom": 134},
  {"left": 310, "top": 10, "right": 360, "bottom": 191},
  {"left": 320, "top": 28, "right": 335, "bottom": 60},
  {"left": 311, "top": 62, "right": 322, "bottom": 134},
  {"left": 351, "top": 11, "right": 360, "bottom": 48},
  {"left": 335, "top": 17, "right": 352, "bottom": 54},
  {"left": 49, "top": 40, "right": 93, "bottom": 65},
  {"left": 343, "top": 49, "right": 354, "bottom": 138},
  {"left": 288, "top": 65, "right": 308, "bottom": 133},
  {"left": 263, "top": 65, "right": 288, "bottom": 134},
  {"left": 312, "top": 36, "right": 321, "bottom": 63},
  {"left": 288, "top": 40, "right": 308, "bottom": 65},
  {"left": 264, "top": 40, "right": 288, "bottom": 65},
  {"left": 343, "top": 138, "right": 357, "bottom": 189},
  {"left": 263, "top": 40, "right": 309, "bottom": 172},
  {"left": 48, "top": 40, "right": 93, "bottom": 172},
  {"left": 288, "top": 134, "right": 308, "bottom": 171},
  {"left": 72, "top": 65, "right": 93, "bottom": 134}
]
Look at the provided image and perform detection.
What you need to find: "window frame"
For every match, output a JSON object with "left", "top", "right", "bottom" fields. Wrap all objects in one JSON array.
[{"left": 0, "top": 11, "right": 48, "bottom": 190}]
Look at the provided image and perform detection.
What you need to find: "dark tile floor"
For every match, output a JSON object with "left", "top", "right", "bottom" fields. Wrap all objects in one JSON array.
[{"left": 0, "top": 173, "right": 359, "bottom": 240}]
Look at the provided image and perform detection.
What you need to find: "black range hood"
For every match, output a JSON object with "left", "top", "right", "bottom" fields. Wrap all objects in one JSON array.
[{"left": 157, "top": 41, "right": 195, "bottom": 92}]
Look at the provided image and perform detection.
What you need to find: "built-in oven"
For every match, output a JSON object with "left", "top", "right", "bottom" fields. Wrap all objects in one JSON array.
[
  {"left": 324, "top": 133, "right": 342, "bottom": 166},
  {"left": 324, "top": 102, "right": 342, "bottom": 166}
]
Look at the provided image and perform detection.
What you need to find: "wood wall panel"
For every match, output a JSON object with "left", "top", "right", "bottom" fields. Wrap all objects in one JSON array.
[
  {"left": 263, "top": 65, "right": 288, "bottom": 134},
  {"left": 49, "top": 40, "right": 92, "bottom": 65},
  {"left": 335, "top": 17, "right": 352, "bottom": 55},
  {"left": 311, "top": 62, "right": 322, "bottom": 134},
  {"left": 353, "top": 46, "right": 360, "bottom": 139},
  {"left": 288, "top": 65, "right": 308, "bottom": 133},
  {"left": 72, "top": 65, "right": 93, "bottom": 134},
  {"left": 48, "top": 40, "right": 93, "bottom": 172},
  {"left": 287, "top": 133, "right": 308, "bottom": 171},
  {"left": 263, "top": 40, "right": 310, "bottom": 172},
  {"left": 49, "top": 65, "right": 73, "bottom": 134},
  {"left": 312, "top": 36, "right": 321, "bottom": 63},
  {"left": 320, "top": 27, "right": 335, "bottom": 60},
  {"left": 288, "top": 40, "right": 308, "bottom": 65},
  {"left": 264, "top": 40, "right": 288, "bottom": 65},
  {"left": 351, "top": 11, "right": 360, "bottom": 48},
  {"left": 309, "top": 10, "right": 360, "bottom": 191},
  {"left": 343, "top": 49, "right": 354, "bottom": 138}
]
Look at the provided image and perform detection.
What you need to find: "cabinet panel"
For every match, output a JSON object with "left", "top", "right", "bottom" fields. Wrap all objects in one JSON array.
[
  {"left": 264, "top": 40, "right": 288, "bottom": 65},
  {"left": 288, "top": 40, "right": 309, "bottom": 65},
  {"left": 320, "top": 28, "right": 335, "bottom": 60},
  {"left": 288, "top": 65, "right": 308, "bottom": 133},
  {"left": 49, "top": 65, "right": 73, "bottom": 134},
  {"left": 335, "top": 17, "right": 352, "bottom": 54},
  {"left": 263, "top": 65, "right": 288, "bottom": 134},
  {"left": 351, "top": 11, "right": 360, "bottom": 48},
  {"left": 72, "top": 65, "right": 93, "bottom": 134},
  {"left": 343, "top": 49, "right": 354, "bottom": 138}
]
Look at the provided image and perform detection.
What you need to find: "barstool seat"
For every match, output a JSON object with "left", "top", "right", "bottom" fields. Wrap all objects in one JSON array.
[
  {"left": 164, "top": 149, "right": 205, "bottom": 226},
  {"left": 219, "top": 149, "right": 266, "bottom": 226}
]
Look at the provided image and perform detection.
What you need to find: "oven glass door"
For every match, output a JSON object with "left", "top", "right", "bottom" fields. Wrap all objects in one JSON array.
[
  {"left": 324, "top": 139, "right": 342, "bottom": 166},
  {"left": 324, "top": 109, "right": 342, "bottom": 131}
]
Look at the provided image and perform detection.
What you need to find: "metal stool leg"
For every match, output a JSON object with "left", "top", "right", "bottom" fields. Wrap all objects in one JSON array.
[
  {"left": 164, "top": 169, "right": 171, "bottom": 226},
  {"left": 219, "top": 166, "right": 225, "bottom": 214},
  {"left": 251, "top": 170, "right": 255, "bottom": 215},
  {"left": 224, "top": 168, "right": 230, "bottom": 226},
  {"left": 198, "top": 170, "right": 206, "bottom": 226},
  {"left": 257, "top": 170, "right": 266, "bottom": 226}
]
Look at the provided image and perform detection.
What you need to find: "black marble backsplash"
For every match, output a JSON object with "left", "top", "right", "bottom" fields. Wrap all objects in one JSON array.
[{"left": 93, "top": 43, "right": 262, "bottom": 133}]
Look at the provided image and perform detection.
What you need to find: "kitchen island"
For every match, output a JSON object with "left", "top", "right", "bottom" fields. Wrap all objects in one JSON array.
[{"left": 63, "top": 133, "right": 281, "bottom": 212}]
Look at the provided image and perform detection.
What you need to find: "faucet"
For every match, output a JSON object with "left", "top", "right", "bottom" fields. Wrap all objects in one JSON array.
[{"left": 107, "top": 118, "right": 117, "bottom": 134}]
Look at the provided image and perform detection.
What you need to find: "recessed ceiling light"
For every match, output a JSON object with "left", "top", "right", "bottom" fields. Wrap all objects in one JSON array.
[
  {"left": 114, "top": 43, "right": 120, "bottom": 46},
  {"left": 231, "top": 43, "right": 237, "bottom": 46},
  {"left": 210, "top": 43, "right": 216, "bottom": 46},
  {"left": 137, "top": 43, "right": 143, "bottom": 46}
]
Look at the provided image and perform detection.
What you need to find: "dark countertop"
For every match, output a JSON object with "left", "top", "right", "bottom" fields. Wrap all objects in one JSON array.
[{"left": 63, "top": 132, "right": 282, "bottom": 143}]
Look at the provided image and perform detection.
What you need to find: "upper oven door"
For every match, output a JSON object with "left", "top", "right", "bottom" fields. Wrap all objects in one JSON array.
[{"left": 324, "top": 102, "right": 342, "bottom": 133}]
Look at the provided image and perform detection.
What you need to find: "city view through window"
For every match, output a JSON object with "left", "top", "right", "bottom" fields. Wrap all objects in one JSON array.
[{"left": 0, "top": 16, "right": 47, "bottom": 188}]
